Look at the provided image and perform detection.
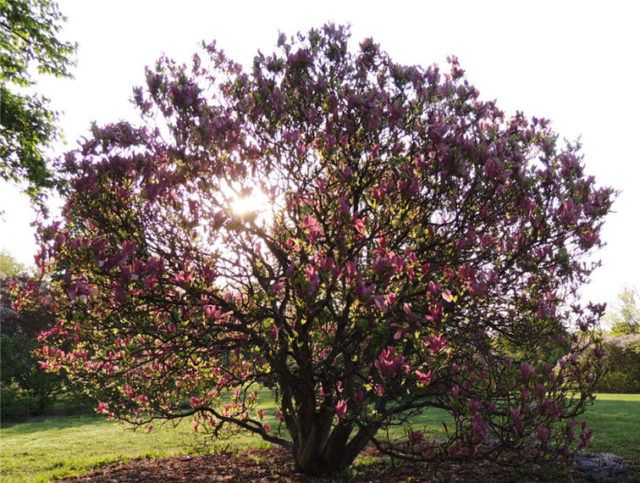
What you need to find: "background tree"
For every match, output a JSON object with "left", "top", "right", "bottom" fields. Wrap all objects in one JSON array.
[
  {"left": 0, "top": 0, "right": 76, "bottom": 197},
  {"left": 605, "top": 287, "right": 640, "bottom": 336},
  {"left": 0, "top": 251, "right": 63, "bottom": 419},
  {"left": 0, "top": 248, "right": 28, "bottom": 277},
  {"left": 27, "top": 26, "right": 613, "bottom": 475}
]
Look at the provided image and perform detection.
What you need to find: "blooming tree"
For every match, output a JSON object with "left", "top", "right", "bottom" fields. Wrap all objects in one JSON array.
[{"left": 25, "top": 25, "right": 613, "bottom": 474}]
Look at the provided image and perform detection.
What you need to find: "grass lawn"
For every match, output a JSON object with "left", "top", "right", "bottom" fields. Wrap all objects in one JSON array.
[
  {"left": 580, "top": 393, "right": 640, "bottom": 460},
  {"left": 2, "top": 415, "right": 196, "bottom": 482},
  {"left": 1, "top": 393, "right": 638, "bottom": 482}
]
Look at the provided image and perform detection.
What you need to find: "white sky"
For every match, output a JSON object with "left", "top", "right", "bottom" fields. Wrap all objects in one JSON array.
[{"left": 1, "top": 0, "right": 639, "bottom": 308}]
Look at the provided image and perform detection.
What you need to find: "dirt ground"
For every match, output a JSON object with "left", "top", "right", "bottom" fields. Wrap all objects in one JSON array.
[{"left": 60, "top": 446, "right": 638, "bottom": 482}]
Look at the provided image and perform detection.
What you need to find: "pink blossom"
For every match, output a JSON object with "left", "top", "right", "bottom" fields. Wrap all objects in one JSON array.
[
  {"left": 385, "top": 292, "right": 397, "bottom": 306},
  {"left": 372, "top": 186, "right": 386, "bottom": 200},
  {"left": 415, "top": 369, "right": 433, "bottom": 385},
  {"left": 103, "top": 253, "right": 128, "bottom": 270},
  {"left": 375, "top": 346, "right": 406, "bottom": 377},
  {"left": 319, "top": 255, "right": 336, "bottom": 274},
  {"left": 467, "top": 280, "right": 487, "bottom": 296},
  {"left": 519, "top": 362, "right": 535, "bottom": 381},
  {"left": 483, "top": 158, "right": 502, "bottom": 179},
  {"left": 472, "top": 415, "right": 487, "bottom": 441},
  {"left": 409, "top": 430, "right": 424, "bottom": 444},
  {"left": 335, "top": 400, "right": 348, "bottom": 419},
  {"left": 204, "top": 305, "right": 220, "bottom": 319},
  {"left": 301, "top": 215, "right": 323, "bottom": 242},
  {"left": 345, "top": 261, "right": 358, "bottom": 279},
  {"left": 342, "top": 166, "right": 353, "bottom": 180},
  {"left": 172, "top": 271, "right": 193, "bottom": 285},
  {"left": 355, "top": 281, "right": 375, "bottom": 300},
  {"left": 97, "top": 402, "right": 109, "bottom": 414},
  {"left": 469, "top": 399, "right": 482, "bottom": 413},
  {"left": 426, "top": 304, "right": 443, "bottom": 323},
  {"left": 271, "top": 280, "right": 286, "bottom": 295},
  {"left": 536, "top": 424, "right": 549, "bottom": 443},
  {"left": 425, "top": 334, "right": 447, "bottom": 355},
  {"left": 202, "top": 265, "right": 217, "bottom": 283},
  {"left": 122, "top": 240, "right": 137, "bottom": 256},
  {"left": 510, "top": 408, "right": 521, "bottom": 422},
  {"left": 373, "top": 295, "right": 387, "bottom": 313},
  {"left": 305, "top": 265, "right": 320, "bottom": 294}
]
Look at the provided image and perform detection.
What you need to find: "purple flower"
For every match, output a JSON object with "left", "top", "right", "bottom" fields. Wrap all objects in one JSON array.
[
  {"left": 536, "top": 424, "right": 549, "bottom": 443},
  {"left": 375, "top": 346, "right": 406, "bottom": 377},
  {"left": 519, "top": 362, "right": 535, "bottom": 381},
  {"left": 335, "top": 400, "right": 348, "bottom": 419},
  {"left": 425, "top": 334, "right": 447, "bottom": 355},
  {"left": 301, "top": 215, "right": 323, "bottom": 242}
]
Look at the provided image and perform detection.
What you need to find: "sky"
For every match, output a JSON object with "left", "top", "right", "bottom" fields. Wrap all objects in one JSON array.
[{"left": 1, "top": 0, "right": 639, "bottom": 309}]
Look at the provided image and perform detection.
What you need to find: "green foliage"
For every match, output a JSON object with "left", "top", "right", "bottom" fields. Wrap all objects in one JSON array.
[
  {"left": 0, "top": 386, "right": 46, "bottom": 420},
  {"left": 0, "top": 275, "right": 65, "bottom": 419},
  {"left": 605, "top": 287, "right": 640, "bottom": 336},
  {"left": 597, "top": 371, "right": 640, "bottom": 393},
  {"left": 0, "top": 250, "right": 28, "bottom": 277},
  {"left": 597, "top": 336, "right": 640, "bottom": 393},
  {"left": 0, "top": 260, "right": 90, "bottom": 420},
  {"left": 0, "top": 334, "right": 62, "bottom": 419},
  {"left": 0, "top": 0, "right": 76, "bottom": 196}
]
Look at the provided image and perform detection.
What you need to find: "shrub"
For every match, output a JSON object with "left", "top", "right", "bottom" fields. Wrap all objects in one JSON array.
[
  {"left": 1, "top": 276, "right": 90, "bottom": 420},
  {"left": 597, "top": 336, "right": 640, "bottom": 393},
  {"left": 24, "top": 25, "right": 613, "bottom": 474}
]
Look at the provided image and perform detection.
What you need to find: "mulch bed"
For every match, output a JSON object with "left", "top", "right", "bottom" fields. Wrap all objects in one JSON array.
[{"left": 61, "top": 446, "right": 638, "bottom": 482}]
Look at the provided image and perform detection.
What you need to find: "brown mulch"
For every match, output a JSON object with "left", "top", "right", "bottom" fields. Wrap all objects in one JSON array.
[{"left": 60, "top": 446, "right": 637, "bottom": 482}]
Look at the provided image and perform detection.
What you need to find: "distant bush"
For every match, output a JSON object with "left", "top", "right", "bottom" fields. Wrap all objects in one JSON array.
[
  {"left": 0, "top": 386, "right": 45, "bottom": 420},
  {"left": 1, "top": 276, "right": 91, "bottom": 421},
  {"left": 597, "top": 335, "right": 640, "bottom": 393}
]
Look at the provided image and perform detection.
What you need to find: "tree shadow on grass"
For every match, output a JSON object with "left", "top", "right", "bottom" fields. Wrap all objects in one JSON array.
[{"left": 1, "top": 414, "right": 110, "bottom": 435}]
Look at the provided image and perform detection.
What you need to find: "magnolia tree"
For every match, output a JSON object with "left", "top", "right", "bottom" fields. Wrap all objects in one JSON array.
[{"left": 24, "top": 25, "right": 613, "bottom": 474}]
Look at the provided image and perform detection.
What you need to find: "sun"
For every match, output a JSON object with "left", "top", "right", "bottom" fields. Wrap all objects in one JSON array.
[
  {"left": 230, "top": 188, "right": 272, "bottom": 220},
  {"left": 231, "top": 196, "right": 257, "bottom": 215}
]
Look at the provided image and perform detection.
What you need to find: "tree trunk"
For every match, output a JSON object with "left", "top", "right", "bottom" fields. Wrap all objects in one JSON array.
[{"left": 292, "top": 421, "right": 380, "bottom": 475}]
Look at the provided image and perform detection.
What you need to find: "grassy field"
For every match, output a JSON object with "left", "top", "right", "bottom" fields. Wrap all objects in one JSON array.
[
  {"left": 580, "top": 393, "right": 640, "bottom": 459},
  {"left": 1, "top": 393, "right": 638, "bottom": 482}
]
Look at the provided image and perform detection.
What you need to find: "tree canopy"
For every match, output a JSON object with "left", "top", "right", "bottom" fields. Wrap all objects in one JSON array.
[
  {"left": 606, "top": 287, "right": 640, "bottom": 336},
  {"left": 24, "top": 25, "right": 614, "bottom": 475},
  {"left": 0, "top": 0, "right": 76, "bottom": 196},
  {"left": 0, "top": 249, "right": 28, "bottom": 277}
]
